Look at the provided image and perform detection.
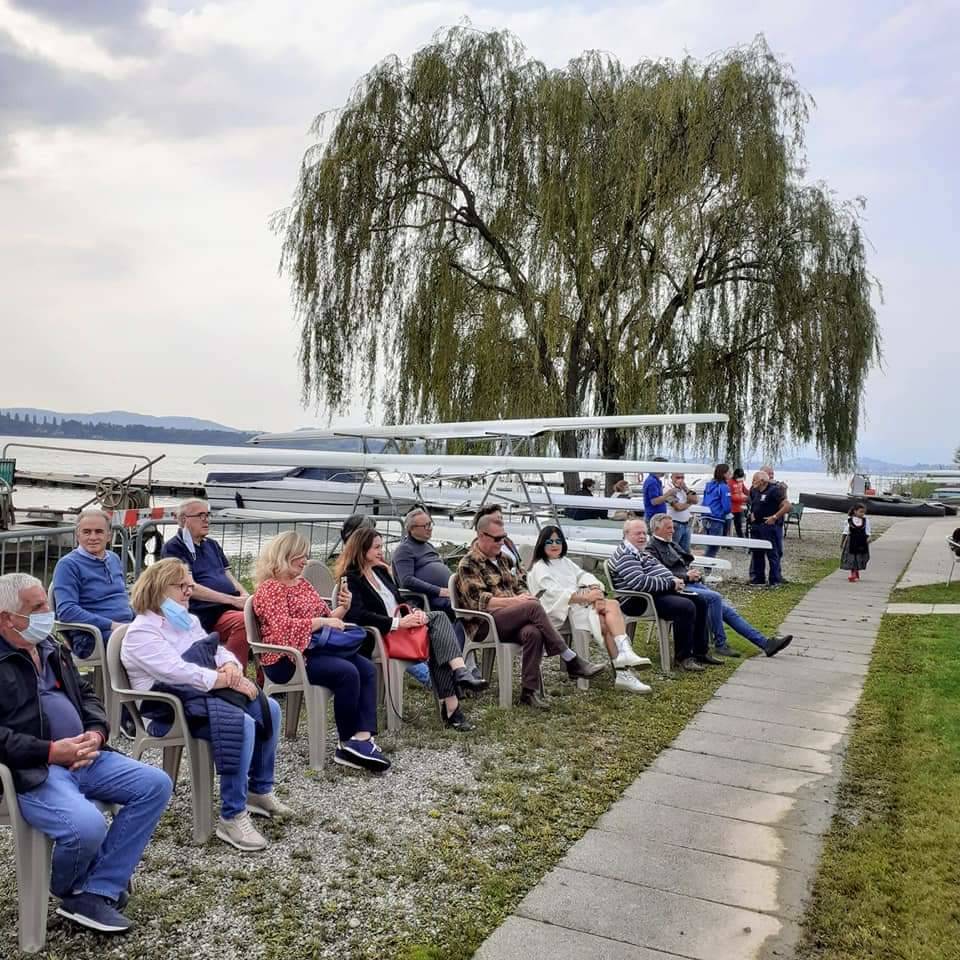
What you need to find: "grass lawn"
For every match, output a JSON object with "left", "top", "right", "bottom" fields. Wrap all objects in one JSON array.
[
  {"left": 889, "top": 581, "right": 960, "bottom": 604},
  {"left": 796, "top": 613, "right": 960, "bottom": 960}
]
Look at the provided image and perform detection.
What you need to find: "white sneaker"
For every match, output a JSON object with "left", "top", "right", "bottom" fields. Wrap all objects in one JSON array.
[
  {"left": 216, "top": 812, "right": 268, "bottom": 852},
  {"left": 614, "top": 671, "right": 652, "bottom": 695},
  {"left": 246, "top": 792, "right": 294, "bottom": 819},
  {"left": 612, "top": 648, "right": 652, "bottom": 669}
]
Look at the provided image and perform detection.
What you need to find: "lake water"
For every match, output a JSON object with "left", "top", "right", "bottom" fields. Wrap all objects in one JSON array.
[{"left": 1, "top": 434, "right": 853, "bottom": 512}]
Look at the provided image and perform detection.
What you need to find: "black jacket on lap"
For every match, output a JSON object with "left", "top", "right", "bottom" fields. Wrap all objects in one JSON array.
[
  {"left": 645, "top": 536, "right": 696, "bottom": 582},
  {"left": 0, "top": 636, "right": 109, "bottom": 793}
]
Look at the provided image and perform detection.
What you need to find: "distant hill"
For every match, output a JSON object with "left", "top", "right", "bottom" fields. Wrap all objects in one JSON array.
[
  {"left": 2, "top": 408, "right": 246, "bottom": 433},
  {"left": 755, "top": 456, "right": 955, "bottom": 473}
]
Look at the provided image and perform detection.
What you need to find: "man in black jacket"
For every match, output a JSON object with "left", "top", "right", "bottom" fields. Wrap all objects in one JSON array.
[
  {"left": 0, "top": 573, "right": 172, "bottom": 935},
  {"left": 645, "top": 515, "right": 792, "bottom": 658}
]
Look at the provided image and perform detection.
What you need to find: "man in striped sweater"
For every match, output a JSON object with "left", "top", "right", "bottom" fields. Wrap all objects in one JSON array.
[{"left": 608, "top": 518, "right": 719, "bottom": 672}]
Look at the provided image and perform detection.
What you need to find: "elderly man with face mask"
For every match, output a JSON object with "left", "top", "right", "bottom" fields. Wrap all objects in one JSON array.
[
  {"left": 161, "top": 499, "right": 251, "bottom": 666},
  {"left": 51, "top": 508, "right": 134, "bottom": 659},
  {"left": 0, "top": 573, "right": 172, "bottom": 936}
]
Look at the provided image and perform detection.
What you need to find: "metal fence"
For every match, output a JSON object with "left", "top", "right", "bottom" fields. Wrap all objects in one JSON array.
[{"left": 0, "top": 525, "right": 77, "bottom": 584}]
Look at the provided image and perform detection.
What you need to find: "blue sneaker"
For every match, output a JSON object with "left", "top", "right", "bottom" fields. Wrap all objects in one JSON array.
[
  {"left": 57, "top": 892, "right": 133, "bottom": 933},
  {"left": 335, "top": 738, "right": 391, "bottom": 772},
  {"left": 405, "top": 661, "right": 432, "bottom": 688}
]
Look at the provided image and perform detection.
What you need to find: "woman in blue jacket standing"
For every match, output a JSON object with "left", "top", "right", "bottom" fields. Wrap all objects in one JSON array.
[{"left": 701, "top": 464, "right": 732, "bottom": 559}]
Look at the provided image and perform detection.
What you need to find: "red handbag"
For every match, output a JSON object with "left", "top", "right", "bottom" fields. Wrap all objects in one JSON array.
[{"left": 384, "top": 604, "right": 429, "bottom": 660}]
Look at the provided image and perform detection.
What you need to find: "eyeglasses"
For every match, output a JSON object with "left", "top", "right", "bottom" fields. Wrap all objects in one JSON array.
[
  {"left": 544, "top": 538, "right": 563, "bottom": 545},
  {"left": 184, "top": 512, "right": 211, "bottom": 521},
  {"left": 177, "top": 582, "right": 195, "bottom": 594},
  {"left": 411, "top": 521, "right": 433, "bottom": 528}
]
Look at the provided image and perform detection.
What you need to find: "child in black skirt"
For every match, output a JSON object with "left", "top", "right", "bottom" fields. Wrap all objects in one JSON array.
[{"left": 841, "top": 503, "right": 871, "bottom": 582}]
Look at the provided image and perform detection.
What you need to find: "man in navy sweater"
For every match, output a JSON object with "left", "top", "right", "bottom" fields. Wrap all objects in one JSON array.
[{"left": 52, "top": 509, "right": 133, "bottom": 659}]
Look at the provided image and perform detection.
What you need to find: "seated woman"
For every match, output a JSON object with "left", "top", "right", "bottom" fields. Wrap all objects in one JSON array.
[
  {"left": 122, "top": 559, "right": 288, "bottom": 854},
  {"left": 526, "top": 525, "right": 652, "bottom": 695},
  {"left": 334, "top": 527, "right": 487, "bottom": 732},
  {"left": 252, "top": 531, "right": 390, "bottom": 774}
]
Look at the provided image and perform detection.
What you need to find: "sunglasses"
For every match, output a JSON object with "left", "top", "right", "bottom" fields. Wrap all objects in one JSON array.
[
  {"left": 544, "top": 538, "right": 563, "bottom": 545},
  {"left": 483, "top": 532, "right": 507, "bottom": 543}
]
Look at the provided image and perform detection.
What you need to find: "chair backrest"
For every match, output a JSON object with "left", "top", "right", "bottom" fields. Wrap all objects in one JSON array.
[
  {"left": 243, "top": 596, "right": 263, "bottom": 645},
  {"left": 948, "top": 536, "right": 960, "bottom": 559},
  {"left": 603, "top": 558, "right": 617, "bottom": 589},
  {"left": 303, "top": 560, "right": 336, "bottom": 598},
  {"left": 47, "top": 583, "right": 57, "bottom": 612},
  {"left": 518, "top": 544, "right": 534, "bottom": 570},
  {"left": 105, "top": 625, "right": 130, "bottom": 692},
  {"left": 448, "top": 574, "right": 461, "bottom": 608},
  {"left": 788, "top": 503, "right": 804, "bottom": 520}
]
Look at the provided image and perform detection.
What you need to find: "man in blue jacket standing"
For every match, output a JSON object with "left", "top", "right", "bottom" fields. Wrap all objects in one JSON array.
[
  {"left": 0, "top": 573, "right": 171, "bottom": 935},
  {"left": 642, "top": 458, "right": 671, "bottom": 523}
]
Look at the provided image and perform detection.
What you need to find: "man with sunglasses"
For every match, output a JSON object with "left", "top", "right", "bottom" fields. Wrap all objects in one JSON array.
[
  {"left": 161, "top": 498, "right": 251, "bottom": 667},
  {"left": 455, "top": 514, "right": 604, "bottom": 708}
]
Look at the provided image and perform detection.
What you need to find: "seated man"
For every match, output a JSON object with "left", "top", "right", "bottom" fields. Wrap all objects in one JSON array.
[
  {"left": 52, "top": 508, "right": 133, "bottom": 658},
  {"left": 472, "top": 504, "right": 524, "bottom": 571},
  {"left": 645, "top": 514, "right": 792, "bottom": 658},
  {"left": 749, "top": 472, "right": 790, "bottom": 586},
  {"left": 161, "top": 499, "right": 250, "bottom": 665},
  {"left": 0, "top": 573, "right": 172, "bottom": 935},
  {"left": 608, "top": 518, "right": 719, "bottom": 672},
  {"left": 455, "top": 513, "right": 604, "bottom": 708}
]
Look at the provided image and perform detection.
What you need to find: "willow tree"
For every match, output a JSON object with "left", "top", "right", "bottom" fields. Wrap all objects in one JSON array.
[{"left": 277, "top": 26, "right": 880, "bottom": 474}]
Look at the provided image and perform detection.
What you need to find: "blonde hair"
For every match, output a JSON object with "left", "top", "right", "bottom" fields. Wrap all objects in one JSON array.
[
  {"left": 255, "top": 530, "right": 310, "bottom": 586},
  {"left": 130, "top": 558, "right": 190, "bottom": 615}
]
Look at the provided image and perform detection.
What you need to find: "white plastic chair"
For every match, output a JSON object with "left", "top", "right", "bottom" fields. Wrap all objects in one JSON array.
[
  {"left": 243, "top": 597, "right": 331, "bottom": 770},
  {"left": 48, "top": 584, "right": 118, "bottom": 740},
  {"left": 947, "top": 537, "right": 960, "bottom": 587},
  {"left": 448, "top": 574, "right": 527, "bottom": 709},
  {"left": 604, "top": 559, "right": 673, "bottom": 672},
  {"left": 302, "top": 560, "right": 336, "bottom": 604},
  {"left": 1, "top": 764, "right": 115, "bottom": 954},
  {"left": 107, "top": 626, "right": 215, "bottom": 843}
]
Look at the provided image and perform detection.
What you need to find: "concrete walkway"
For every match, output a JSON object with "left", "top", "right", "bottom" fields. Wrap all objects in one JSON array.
[
  {"left": 886, "top": 603, "right": 960, "bottom": 615},
  {"left": 474, "top": 518, "right": 930, "bottom": 960},
  {"left": 897, "top": 516, "right": 958, "bottom": 588}
]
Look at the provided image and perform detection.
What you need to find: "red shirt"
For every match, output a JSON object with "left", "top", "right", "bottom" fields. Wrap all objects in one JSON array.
[
  {"left": 730, "top": 478, "right": 749, "bottom": 513},
  {"left": 252, "top": 578, "right": 331, "bottom": 666}
]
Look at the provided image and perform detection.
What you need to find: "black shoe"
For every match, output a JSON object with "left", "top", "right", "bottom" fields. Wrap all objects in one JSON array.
[
  {"left": 440, "top": 702, "right": 474, "bottom": 731},
  {"left": 697, "top": 654, "right": 725, "bottom": 666},
  {"left": 565, "top": 655, "right": 605, "bottom": 680},
  {"left": 119, "top": 708, "right": 136, "bottom": 740},
  {"left": 453, "top": 666, "right": 489, "bottom": 692},
  {"left": 714, "top": 644, "right": 741, "bottom": 658},
  {"left": 765, "top": 634, "right": 793, "bottom": 657},
  {"left": 519, "top": 688, "right": 551, "bottom": 710}
]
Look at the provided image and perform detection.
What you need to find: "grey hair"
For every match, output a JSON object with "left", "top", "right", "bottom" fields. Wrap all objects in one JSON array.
[
  {"left": 0, "top": 573, "right": 42, "bottom": 614},
  {"left": 623, "top": 517, "right": 647, "bottom": 536},
  {"left": 75, "top": 507, "right": 111, "bottom": 531},
  {"left": 649, "top": 513, "right": 672, "bottom": 534},
  {"left": 404, "top": 508, "right": 430, "bottom": 533},
  {"left": 476, "top": 513, "right": 502, "bottom": 534},
  {"left": 177, "top": 498, "right": 209, "bottom": 523}
]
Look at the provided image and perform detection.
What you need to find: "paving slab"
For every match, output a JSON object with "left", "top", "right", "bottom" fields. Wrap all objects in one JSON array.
[
  {"left": 898, "top": 516, "right": 958, "bottom": 588},
  {"left": 735, "top": 653, "right": 868, "bottom": 678},
  {"left": 516, "top": 868, "right": 797, "bottom": 960},
  {"left": 727, "top": 667, "right": 863, "bottom": 700},
  {"left": 625, "top": 771, "right": 835, "bottom": 834},
  {"left": 931, "top": 604, "right": 960, "bottom": 614},
  {"left": 671, "top": 728, "right": 838, "bottom": 775},
  {"left": 702, "top": 697, "right": 852, "bottom": 733},
  {"left": 474, "top": 916, "right": 684, "bottom": 960},
  {"left": 652, "top": 749, "right": 838, "bottom": 801},
  {"left": 781, "top": 647, "right": 873, "bottom": 666},
  {"left": 688, "top": 711, "right": 847, "bottom": 752},
  {"left": 595, "top": 797, "right": 825, "bottom": 873},
  {"left": 562, "top": 829, "right": 810, "bottom": 920},
  {"left": 781, "top": 619, "right": 878, "bottom": 635},
  {"left": 777, "top": 632, "right": 876, "bottom": 650},
  {"left": 716, "top": 683, "right": 858, "bottom": 717},
  {"left": 885, "top": 603, "right": 935, "bottom": 614}
]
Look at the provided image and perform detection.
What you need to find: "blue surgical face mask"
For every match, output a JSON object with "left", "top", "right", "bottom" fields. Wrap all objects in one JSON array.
[
  {"left": 18, "top": 611, "right": 55, "bottom": 645},
  {"left": 160, "top": 598, "right": 193, "bottom": 631}
]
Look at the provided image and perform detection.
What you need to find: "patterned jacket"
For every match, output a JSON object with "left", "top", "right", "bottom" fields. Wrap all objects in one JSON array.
[
  {"left": 608, "top": 541, "right": 676, "bottom": 595},
  {"left": 454, "top": 547, "right": 527, "bottom": 639}
]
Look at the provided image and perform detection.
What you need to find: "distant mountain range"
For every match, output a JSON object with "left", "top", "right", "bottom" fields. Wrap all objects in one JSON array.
[
  {"left": 762, "top": 456, "right": 956, "bottom": 473},
  {"left": 2, "top": 408, "right": 247, "bottom": 433}
]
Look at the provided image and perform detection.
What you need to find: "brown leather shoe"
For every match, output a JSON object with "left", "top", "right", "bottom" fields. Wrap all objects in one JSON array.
[{"left": 519, "top": 689, "right": 551, "bottom": 710}]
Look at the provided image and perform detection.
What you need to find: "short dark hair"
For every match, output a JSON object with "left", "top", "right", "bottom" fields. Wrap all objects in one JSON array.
[
  {"left": 582, "top": 478, "right": 595, "bottom": 488},
  {"left": 532, "top": 525, "right": 567, "bottom": 564},
  {"left": 472, "top": 503, "right": 503, "bottom": 529},
  {"left": 713, "top": 463, "right": 731, "bottom": 482},
  {"left": 341, "top": 513, "right": 374, "bottom": 543},
  {"left": 733, "top": 467, "right": 745, "bottom": 479}
]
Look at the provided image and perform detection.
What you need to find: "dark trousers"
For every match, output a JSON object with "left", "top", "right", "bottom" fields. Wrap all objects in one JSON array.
[
  {"left": 492, "top": 600, "right": 569, "bottom": 692},
  {"left": 425, "top": 611, "right": 462, "bottom": 700},
  {"left": 749, "top": 523, "right": 783, "bottom": 584},
  {"left": 264, "top": 651, "right": 377, "bottom": 740},
  {"left": 733, "top": 511, "right": 745, "bottom": 538},
  {"left": 621, "top": 592, "right": 709, "bottom": 662}
]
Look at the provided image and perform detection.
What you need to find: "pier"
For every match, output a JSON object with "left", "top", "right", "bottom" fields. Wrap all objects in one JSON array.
[{"left": 12, "top": 469, "right": 206, "bottom": 499}]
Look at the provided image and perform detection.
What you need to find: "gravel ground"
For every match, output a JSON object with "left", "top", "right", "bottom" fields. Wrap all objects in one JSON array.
[{"left": 0, "top": 510, "right": 892, "bottom": 960}]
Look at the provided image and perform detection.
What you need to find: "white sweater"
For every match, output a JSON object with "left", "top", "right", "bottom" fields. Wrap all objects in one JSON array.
[{"left": 527, "top": 556, "right": 604, "bottom": 644}]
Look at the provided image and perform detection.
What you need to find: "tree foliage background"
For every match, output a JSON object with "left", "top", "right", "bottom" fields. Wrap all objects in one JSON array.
[{"left": 276, "top": 26, "right": 881, "bottom": 474}]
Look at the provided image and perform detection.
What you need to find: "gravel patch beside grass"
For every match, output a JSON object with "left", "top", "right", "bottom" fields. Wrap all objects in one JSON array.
[{"left": 0, "top": 517, "right": 849, "bottom": 959}]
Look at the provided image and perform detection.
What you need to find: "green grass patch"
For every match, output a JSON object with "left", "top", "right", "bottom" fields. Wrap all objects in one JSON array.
[
  {"left": 796, "top": 614, "right": 960, "bottom": 960},
  {"left": 889, "top": 581, "right": 960, "bottom": 604}
]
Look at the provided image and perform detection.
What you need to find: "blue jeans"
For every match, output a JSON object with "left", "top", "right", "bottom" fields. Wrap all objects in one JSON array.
[
  {"left": 702, "top": 517, "right": 726, "bottom": 558},
  {"left": 750, "top": 523, "right": 783, "bottom": 584},
  {"left": 193, "top": 697, "right": 281, "bottom": 819},
  {"left": 686, "top": 583, "right": 768, "bottom": 650},
  {"left": 17, "top": 751, "right": 172, "bottom": 901},
  {"left": 672, "top": 520, "right": 692, "bottom": 555},
  {"left": 264, "top": 651, "right": 378, "bottom": 742}
]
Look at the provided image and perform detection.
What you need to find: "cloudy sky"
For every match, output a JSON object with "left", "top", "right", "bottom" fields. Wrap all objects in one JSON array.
[{"left": 1, "top": 0, "right": 957, "bottom": 463}]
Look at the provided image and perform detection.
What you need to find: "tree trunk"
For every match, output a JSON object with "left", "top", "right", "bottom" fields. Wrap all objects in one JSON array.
[
  {"left": 557, "top": 430, "right": 580, "bottom": 494},
  {"left": 601, "top": 428, "right": 627, "bottom": 495}
]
